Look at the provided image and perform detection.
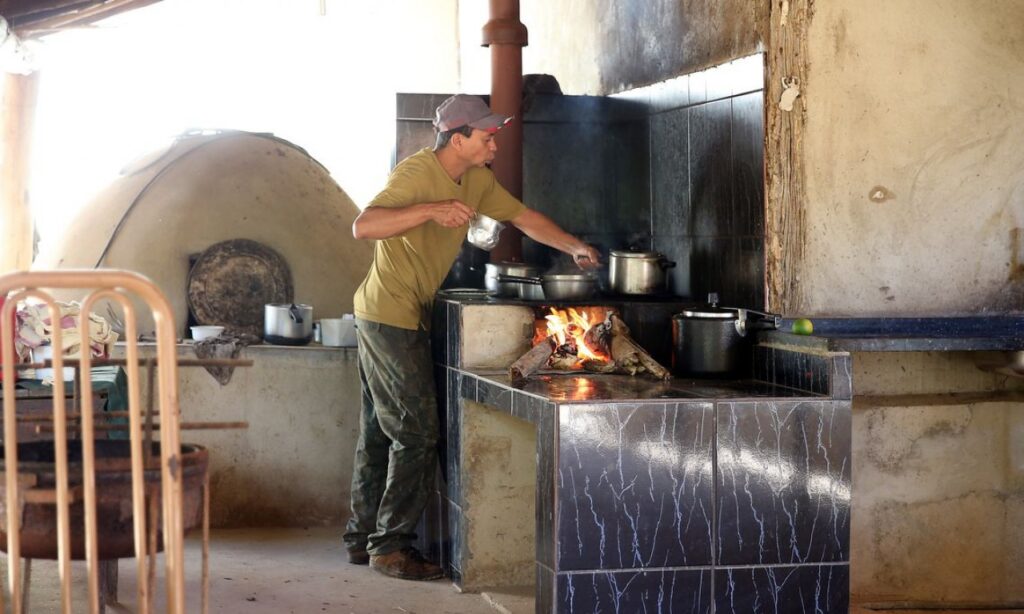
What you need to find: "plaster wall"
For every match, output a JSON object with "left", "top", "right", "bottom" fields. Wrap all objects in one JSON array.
[
  {"left": 802, "top": 1, "right": 1024, "bottom": 314},
  {"left": 850, "top": 352, "right": 1024, "bottom": 604},
  {"left": 116, "top": 344, "right": 361, "bottom": 528},
  {"left": 457, "top": 0, "right": 767, "bottom": 95}
]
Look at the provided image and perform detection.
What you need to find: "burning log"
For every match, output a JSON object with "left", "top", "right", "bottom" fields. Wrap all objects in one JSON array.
[
  {"left": 509, "top": 335, "right": 555, "bottom": 381},
  {"left": 609, "top": 315, "right": 671, "bottom": 380}
]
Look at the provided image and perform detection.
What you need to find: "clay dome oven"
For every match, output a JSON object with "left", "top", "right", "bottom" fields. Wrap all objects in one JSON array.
[{"left": 35, "top": 131, "right": 373, "bottom": 336}]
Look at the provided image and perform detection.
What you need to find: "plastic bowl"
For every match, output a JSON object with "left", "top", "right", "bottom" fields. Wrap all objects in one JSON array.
[{"left": 190, "top": 325, "right": 225, "bottom": 341}]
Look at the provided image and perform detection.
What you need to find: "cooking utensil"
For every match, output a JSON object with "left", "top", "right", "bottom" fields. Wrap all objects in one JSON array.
[
  {"left": 190, "top": 325, "right": 225, "bottom": 341},
  {"left": 321, "top": 316, "right": 357, "bottom": 347},
  {"left": 467, "top": 213, "right": 505, "bottom": 251},
  {"left": 497, "top": 272, "right": 598, "bottom": 301},
  {"left": 264, "top": 303, "right": 313, "bottom": 345},
  {"left": 484, "top": 262, "right": 542, "bottom": 297},
  {"left": 671, "top": 293, "right": 781, "bottom": 377},
  {"left": 609, "top": 250, "right": 676, "bottom": 295},
  {"left": 187, "top": 239, "right": 293, "bottom": 337}
]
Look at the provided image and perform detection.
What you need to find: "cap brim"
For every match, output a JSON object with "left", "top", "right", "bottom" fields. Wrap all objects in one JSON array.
[{"left": 468, "top": 114, "right": 512, "bottom": 132}]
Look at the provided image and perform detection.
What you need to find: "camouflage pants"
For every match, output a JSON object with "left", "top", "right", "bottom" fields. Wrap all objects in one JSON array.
[{"left": 343, "top": 319, "right": 438, "bottom": 556}]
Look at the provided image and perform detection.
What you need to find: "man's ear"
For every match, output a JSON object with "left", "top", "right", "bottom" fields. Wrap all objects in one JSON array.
[{"left": 451, "top": 132, "right": 463, "bottom": 149}]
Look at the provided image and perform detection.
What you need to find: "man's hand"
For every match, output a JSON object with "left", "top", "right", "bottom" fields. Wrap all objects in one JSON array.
[
  {"left": 429, "top": 199, "right": 474, "bottom": 228},
  {"left": 571, "top": 244, "right": 602, "bottom": 270}
]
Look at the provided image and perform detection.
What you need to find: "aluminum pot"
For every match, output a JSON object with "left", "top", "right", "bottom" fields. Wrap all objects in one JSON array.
[
  {"left": 484, "top": 262, "right": 542, "bottom": 297},
  {"left": 497, "top": 273, "right": 597, "bottom": 301},
  {"left": 264, "top": 303, "right": 313, "bottom": 345},
  {"left": 609, "top": 250, "right": 676, "bottom": 295},
  {"left": 671, "top": 293, "right": 781, "bottom": 377}
]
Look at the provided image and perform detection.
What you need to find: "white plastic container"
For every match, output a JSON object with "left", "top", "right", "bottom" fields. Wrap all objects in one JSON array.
[
  {"left": 31, "top": 345, "right": 75, "bottom": 381},
  {"left": 191, "top": 325, "right": 225, "bottom": 341},
  {"left": 321, "top": 316, "right": 357, "bottom": 347}
]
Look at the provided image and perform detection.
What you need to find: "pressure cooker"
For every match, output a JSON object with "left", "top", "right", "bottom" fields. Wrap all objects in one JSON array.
[{"left": 671, "top": 293, "right": 781, "bottom": 377}]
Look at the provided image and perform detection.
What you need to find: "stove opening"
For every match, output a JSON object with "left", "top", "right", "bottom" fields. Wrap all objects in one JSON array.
[{"left": 530, "top": 306, "right": 617, "bottom": 371}]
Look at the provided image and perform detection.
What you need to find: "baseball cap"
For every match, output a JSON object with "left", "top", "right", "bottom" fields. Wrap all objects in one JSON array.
[{"left": 433, "top": 94, "right": 512, "bottom": 133}]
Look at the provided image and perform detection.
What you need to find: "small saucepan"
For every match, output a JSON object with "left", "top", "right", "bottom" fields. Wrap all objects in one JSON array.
[{"left": 496, "top": 272, "right": 598, "bottom": 301}]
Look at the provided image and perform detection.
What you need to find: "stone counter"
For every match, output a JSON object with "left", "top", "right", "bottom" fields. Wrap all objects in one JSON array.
[{"left": 426, "top": 297, "right": 853, "bottom": 612}]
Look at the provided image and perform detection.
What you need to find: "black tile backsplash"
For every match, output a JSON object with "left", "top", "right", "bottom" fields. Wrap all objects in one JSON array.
[{"left": 397, "top": 53, "right": 766, "bottom": 309}]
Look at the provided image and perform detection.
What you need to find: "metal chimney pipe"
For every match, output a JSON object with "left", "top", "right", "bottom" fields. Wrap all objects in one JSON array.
[{"left": 482, "top": 0, "right": 527, "bottom": 263}]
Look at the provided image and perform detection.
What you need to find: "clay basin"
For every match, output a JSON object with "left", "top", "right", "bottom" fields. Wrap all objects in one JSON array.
[{"left": 0, "top": 440, "right": 208, "bottom": 560}]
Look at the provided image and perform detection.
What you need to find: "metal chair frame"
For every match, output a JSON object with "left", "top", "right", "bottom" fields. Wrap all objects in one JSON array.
[{"left": 0, "top": 270, "right": 189, "bottom": 614}]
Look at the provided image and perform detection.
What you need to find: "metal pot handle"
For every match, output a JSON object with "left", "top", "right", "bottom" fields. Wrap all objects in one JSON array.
[
  {"left": 496, "top": 274, "right": 544, "bottom": 285},
  {"left": 660, "top": 258, "right": 677, "bottom": 270},
  {"left": 288, "top": 303, "right": 304, "bottom": 324},
  {"left": 734, "top": 308, "right": 781, "bottom": 336}
]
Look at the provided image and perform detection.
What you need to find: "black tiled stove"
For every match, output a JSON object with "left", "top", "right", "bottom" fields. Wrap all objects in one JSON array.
[{"left": 423, "top": 295, "right": 852, "bottom": 613}]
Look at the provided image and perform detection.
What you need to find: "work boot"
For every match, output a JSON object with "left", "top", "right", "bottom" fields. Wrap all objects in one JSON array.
[
  {"left": 369, "top": 547, "right": 444, "bottom": 581},
  {"left": 347, "top": 547, "right": 369, "bottom": 565}
]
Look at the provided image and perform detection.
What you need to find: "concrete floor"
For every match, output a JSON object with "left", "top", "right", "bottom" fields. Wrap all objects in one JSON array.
[
  {"left": 7, "top": 529, "right": 1020, "bottom": 613},
  {"left": 6, "top": 527, "right": 528, "bottom": 614}
]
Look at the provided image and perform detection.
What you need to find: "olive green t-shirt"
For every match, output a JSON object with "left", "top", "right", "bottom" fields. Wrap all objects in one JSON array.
[{"left": 353, "top": 148, "right": 527, "bottom": 330}]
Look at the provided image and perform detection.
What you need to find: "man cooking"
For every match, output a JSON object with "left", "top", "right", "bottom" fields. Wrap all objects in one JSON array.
[{"left": 345, "top": 94, "right": 600, "bottom": 581}]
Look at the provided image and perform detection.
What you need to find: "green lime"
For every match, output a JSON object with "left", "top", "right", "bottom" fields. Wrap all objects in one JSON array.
[{"left": 791, "top": 318, "right": 814, "bottom": 335}]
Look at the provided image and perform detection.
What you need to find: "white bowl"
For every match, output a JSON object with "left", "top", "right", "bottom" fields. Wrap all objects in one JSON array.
[{"left": 191, "top": 325, "right": 225, "bottom": 341}]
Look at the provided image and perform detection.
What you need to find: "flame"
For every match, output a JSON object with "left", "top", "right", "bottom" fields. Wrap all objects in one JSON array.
[{"left": 533, "top": 307, "right": 611, "bottom": 364}]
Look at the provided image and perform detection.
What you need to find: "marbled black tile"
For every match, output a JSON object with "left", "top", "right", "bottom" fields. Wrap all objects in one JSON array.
[
  {"left": 774, "top": 348, "right": 829, "bottom": 395},
  {"left": 415, "top": 490, "right": 445, "bottom": 565},
  {"left": 537, "top": 409, "right": 557, "bottom": 570},
  {"left": 737, "top": 237, "right": 765, "bottom": 309},
  {"left": 651, "top": 106, "right": 691, "bottom": 238},
  {"left": 714, "top": 564, "right": 849, "bottom": 613},
  {"left": 431, "top": 301, "right": 448, "bottom": 365},
  {"left": 653, "top": 234, "right": 692, "bottom": 298},
  {"left": 512, "top": 392, "right": 552, "bottom": 426},
  {"left": 731, "top": 92, "right": 765, "bottom": 238},
  {"left": 447, "top": 302, "right": 461, "bottom": 368},
  {"left": 830, "top": 355, "right": 852, "bottom": 400},
  {"left": 538, "top": 564, "right": 555, "bottom": 613},
  {"left": 752, "top": 346, "right": 773, "bottom": 384},
  {"left": 446, "top": 368, "right": 462, "bottom": 504},
  {"left": 689, "top": 99, "right": 732, "bottom": 238},
  {"left": 717, "top": 401, "right": 851, "bottom": 566},
  {"left": 557, "top": 568, "right": 711, "bottom": 614},
  {"left": 477, "top": 377, "right": 514, "bottom": 413},
  {"left": 458, "top": 371, "right": 477, "bottom": 402},
  {"left": 448, "top": 500, "right": 464, "bottom": 575},
  {"left": 689, "top": 237, "right": 729, "bottom": 304},
  {"left": 557, "top": 402, "right": 715, "bottom": 571}
]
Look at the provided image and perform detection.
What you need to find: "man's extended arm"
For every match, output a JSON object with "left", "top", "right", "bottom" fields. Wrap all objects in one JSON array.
[
  {"left": 509, "top": 208, "right": 601, "bottom": 268},
  {"left": 352, "top": 199, "right": 475, "bottom": 240}
]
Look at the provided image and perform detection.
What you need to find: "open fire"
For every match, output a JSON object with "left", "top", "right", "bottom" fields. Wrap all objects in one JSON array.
[
  {"left": 532, "top": 307, "right": 612, "bottom": 368},
  {"left": 510, "top": 306, "right": 671, "bottom": 382}
]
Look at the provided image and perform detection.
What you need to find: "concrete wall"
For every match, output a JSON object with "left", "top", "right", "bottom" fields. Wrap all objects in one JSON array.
[
  {"left": 801, "top": 1, "right": 1024, "bottom": 315},
  {"left": 116, "top": 344, "right": 362, "bottom": 528},
  {"left": 458, "top": 0, "right": 768, "bottom": 95},
  {"left": 850, "top": 353, "right": 1024, "bottom": 604}
]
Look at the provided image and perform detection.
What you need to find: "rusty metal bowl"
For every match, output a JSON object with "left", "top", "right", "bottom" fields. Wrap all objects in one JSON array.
[{"left": 0, "top": 440, "right": 208, "bottom": 560}]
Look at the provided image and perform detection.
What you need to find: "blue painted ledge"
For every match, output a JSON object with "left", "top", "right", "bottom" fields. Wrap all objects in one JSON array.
[{"left": 759, "top": 316, "right": 1024, "bottom": 352}]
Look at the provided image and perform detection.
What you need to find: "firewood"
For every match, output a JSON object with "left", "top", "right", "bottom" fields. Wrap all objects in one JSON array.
[
  {"left": 609, "top": 315, "right": 671, "bottom": 381},
  {"left": 509, "top": 335, "right": 555, "bottom": 381},
  {"left": 582, "top": 316, "right": 611, "bottom": 357},
  {"left": 582, "top": 359, "right": 616, "bottom": 374}
]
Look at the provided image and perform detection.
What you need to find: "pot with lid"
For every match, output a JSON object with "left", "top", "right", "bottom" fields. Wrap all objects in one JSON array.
[
  {"left": 264, "top": 303, "right": 313, "bottom": 345},
  {"left": 609, "top": 250, "right": 676, "bottom": 295},
  {"left": 671, "top": 293, "right": 781, "bottom": 377}
]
